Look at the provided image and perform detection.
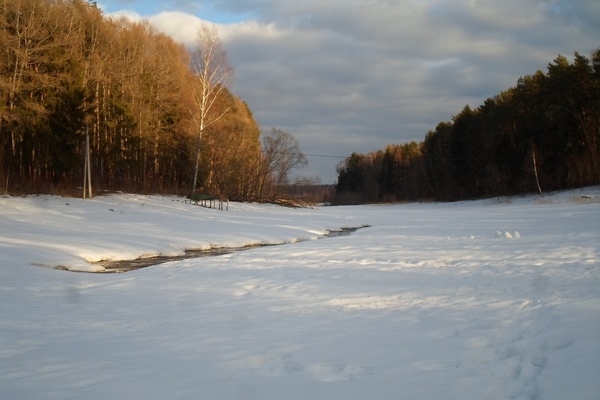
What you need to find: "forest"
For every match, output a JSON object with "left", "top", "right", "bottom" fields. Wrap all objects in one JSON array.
[
  {"left": 0, "top": 0, "right": 306, "bottom": 200},
  {"left": 335, "top": 49, "right": 600, "bottom": 203},
  {"left": 3, "top": 1, "right": 598, "bottom": 204}
]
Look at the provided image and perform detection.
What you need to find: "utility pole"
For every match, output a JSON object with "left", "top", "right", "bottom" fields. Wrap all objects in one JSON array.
[
  {"left": 532, "top": 143, "right": 542, "bottom": 196},
  {"left": 83, "top": 125, "right": 92, "bottom": 198}
]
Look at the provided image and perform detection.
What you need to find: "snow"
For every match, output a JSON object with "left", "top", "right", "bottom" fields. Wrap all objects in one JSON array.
[{"left": 1, "top": 188, "right": 599, "bottom": 400}]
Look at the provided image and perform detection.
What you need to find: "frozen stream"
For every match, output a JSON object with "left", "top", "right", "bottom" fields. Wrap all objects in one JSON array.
[{"left": 91, "top": 226, "right": 366, "bottom": 273}]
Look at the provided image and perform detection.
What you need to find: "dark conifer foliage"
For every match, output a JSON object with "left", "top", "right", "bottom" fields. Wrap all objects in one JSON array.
[{"left": 335, "top": 49, "right": 600, "bottom": 203}]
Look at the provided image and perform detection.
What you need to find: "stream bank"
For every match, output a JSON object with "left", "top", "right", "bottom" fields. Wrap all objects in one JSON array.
[{"left": 86, "top": 226, "right": 367, "bottom": 273}]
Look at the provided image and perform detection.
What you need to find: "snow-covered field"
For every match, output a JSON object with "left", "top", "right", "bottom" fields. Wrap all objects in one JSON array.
[{"left": 1, "top": 188, "right": 599, "bottom": 400}]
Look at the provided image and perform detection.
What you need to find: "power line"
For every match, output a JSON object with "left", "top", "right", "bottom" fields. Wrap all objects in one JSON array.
[{"left": 303, "top": 153, "right": 347, "bottom": 159}]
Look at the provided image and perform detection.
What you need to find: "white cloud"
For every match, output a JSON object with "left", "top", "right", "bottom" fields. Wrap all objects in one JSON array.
[
  {"left": 120, "top": 0, "right": 600, "bottom": 182},
  {"left": 148, "top": 11, "right": 205, "bottom": 47},
  {"left": 106, "top": 9, "right": 144, "bottom": 23}
]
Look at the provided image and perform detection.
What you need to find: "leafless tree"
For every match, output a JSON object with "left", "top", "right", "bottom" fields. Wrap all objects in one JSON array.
[
  {"left": 258, "top": 128, "right": 307, "bottom": 199},
  {"left": 189, "top": 23, "right": 232, "bottom": 195}
]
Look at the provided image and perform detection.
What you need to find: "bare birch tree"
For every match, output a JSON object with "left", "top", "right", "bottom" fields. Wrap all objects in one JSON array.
[{"left": 189, "top": 23, "right": 232, "bottom": 196}]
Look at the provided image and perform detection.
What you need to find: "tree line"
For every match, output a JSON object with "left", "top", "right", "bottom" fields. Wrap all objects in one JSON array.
[
  {"left": 335, "top": 49, "right": 600, "bottom": 203},
  {"left": 1, "top": 0, "right": 306, "bottom": 200}
]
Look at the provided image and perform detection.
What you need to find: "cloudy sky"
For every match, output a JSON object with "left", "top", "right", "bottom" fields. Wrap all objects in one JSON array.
[{"left": 98, "top": 0, "right": 599, "bottom": 183}]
